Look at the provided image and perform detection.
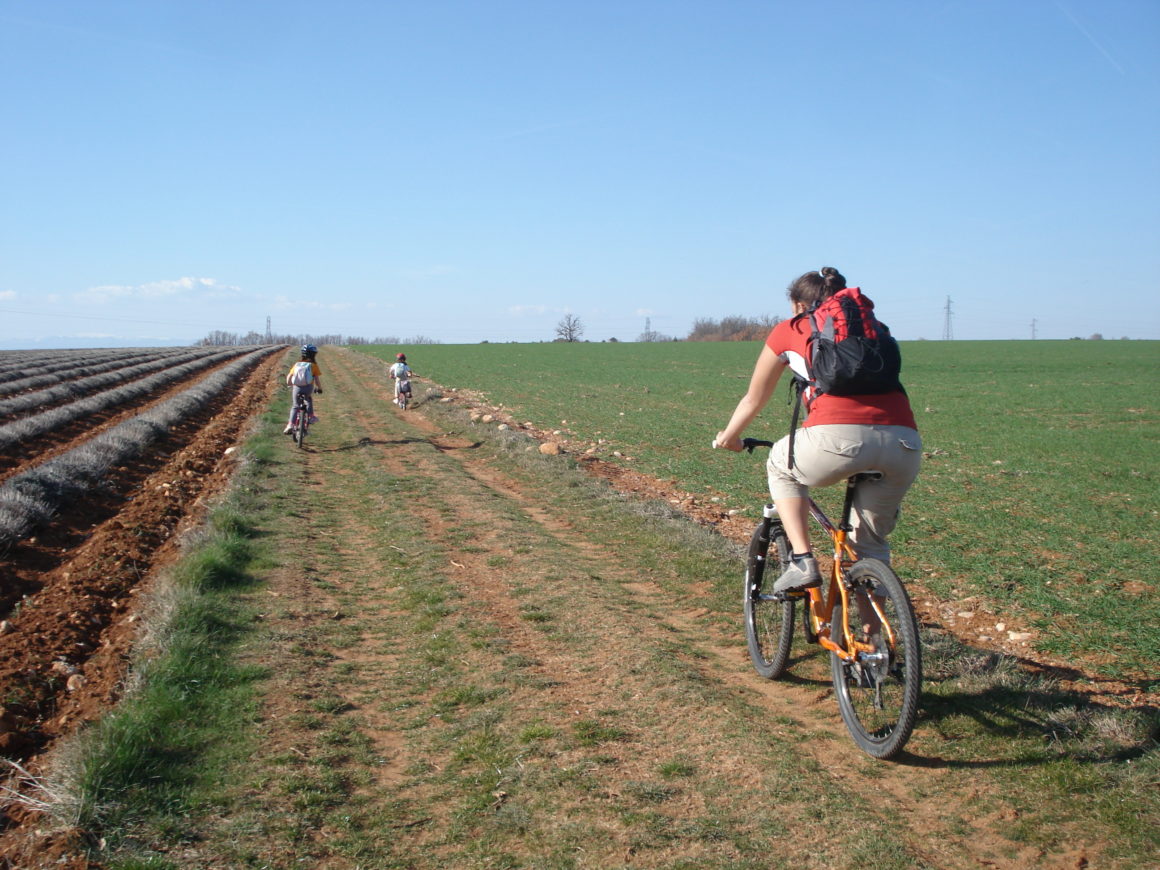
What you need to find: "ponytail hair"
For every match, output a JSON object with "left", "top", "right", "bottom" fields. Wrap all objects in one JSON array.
[{"left": 788, "top": 266, "right": 847, "bottom": 310}]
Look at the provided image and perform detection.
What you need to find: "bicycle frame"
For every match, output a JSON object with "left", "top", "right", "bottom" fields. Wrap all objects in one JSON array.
[
  {"left": 737, "top": 437, "right": 895, "bottom": 664},
  {"left": 801, "top": 477, "right": 896, "bottom": 663},
  {"left": 294, "top": 393, "right": 311, "bottom": 425}
]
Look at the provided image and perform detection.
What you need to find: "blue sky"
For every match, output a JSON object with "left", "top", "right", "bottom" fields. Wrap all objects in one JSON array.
[{"left": 1, "top": 0, "right": 1157, "bottom": 348}]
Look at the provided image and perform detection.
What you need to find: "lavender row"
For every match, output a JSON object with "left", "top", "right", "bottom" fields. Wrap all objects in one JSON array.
[
  {"left": 0, "top": 349, "right": 268, "bottom": 452},
  {"left": 0, "top": 348, "right": 138, "bottom": 376},
  {"left": 0, "top": 348, "right": 250, "bottom": 421},
  {"left": 0, "top": 348, "right": 180, "bottom": 386},
  {"left": 0, "top": 347, "right": 280, "bottom": 551},
  {"left": 0, "top": 348, "right": 212, "bottom": 402}
]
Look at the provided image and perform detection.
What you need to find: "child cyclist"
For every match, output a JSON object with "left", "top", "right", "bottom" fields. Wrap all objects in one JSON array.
[
  {"left": 284, "top": 344, "right": 323, "bottom": 433},
  {"left": 389, "top": 353, "right": 413, "bottom": 406},
  {"left": 714, "top": 267, "right": 921, "bottom": 595}
]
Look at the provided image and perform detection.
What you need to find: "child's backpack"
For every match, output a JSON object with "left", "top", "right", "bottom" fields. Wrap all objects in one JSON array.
[
  {"left": 290, "top": 361, "right": 314, "bottom": 387},
  {"left": 787, "top": 287, "right": 903, "bottom": 467}
]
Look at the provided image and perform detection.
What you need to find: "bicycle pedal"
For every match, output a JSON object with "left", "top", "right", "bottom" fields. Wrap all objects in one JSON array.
[
  {"left": 782, "top": 587, "right": 813, "bottom": 600},
  {"left": 770, "top": 589, "right": 805, "bottom": 602}
]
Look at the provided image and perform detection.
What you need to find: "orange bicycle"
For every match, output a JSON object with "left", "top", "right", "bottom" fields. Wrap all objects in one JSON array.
[{"left": 737, "top": 438, "right": 921, "bottom": 759}]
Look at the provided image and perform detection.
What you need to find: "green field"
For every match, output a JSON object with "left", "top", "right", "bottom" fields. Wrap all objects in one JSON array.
[{"left": 358, "top": 340, "right": 1160, "bottom": 687}]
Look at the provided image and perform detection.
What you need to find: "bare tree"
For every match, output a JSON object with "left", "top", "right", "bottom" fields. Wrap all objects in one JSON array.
[{"left": 555, "top": 314, "right": 584, "bottom": 343}]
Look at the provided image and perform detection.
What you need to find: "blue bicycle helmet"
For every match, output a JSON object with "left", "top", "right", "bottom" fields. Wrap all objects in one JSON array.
[{"left": 302, "top": 344, "right": 318, "bottom": 358}]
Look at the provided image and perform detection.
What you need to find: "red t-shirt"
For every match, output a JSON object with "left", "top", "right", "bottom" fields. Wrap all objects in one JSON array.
[{"left": 765, "top": 313, "right": 917, "bottom": 430}]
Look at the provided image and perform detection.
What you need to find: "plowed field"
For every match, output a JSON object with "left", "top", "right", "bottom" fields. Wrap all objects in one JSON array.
[{"left": 0, "top": 349, "right": 284, "bottom": 764}]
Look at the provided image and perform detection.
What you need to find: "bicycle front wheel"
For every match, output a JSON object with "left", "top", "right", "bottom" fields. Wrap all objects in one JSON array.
[
  {"left": 744, "top": 519, "right": 795, "bottom": 679},
  {"left": 829, "top": 559, "right": 921, "bottom": 759}
]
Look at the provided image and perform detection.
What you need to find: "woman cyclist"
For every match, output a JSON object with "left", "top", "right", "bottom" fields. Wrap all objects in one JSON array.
[{"left": 714, "top": 267, "right": 921, "bottom": 594}]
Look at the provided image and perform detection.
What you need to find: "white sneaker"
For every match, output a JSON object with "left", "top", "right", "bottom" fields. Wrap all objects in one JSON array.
[
  {"left": 283, "top": 425, "right": 294, "bottom": 434},
  {"left": 772, "top": 555, "right": 822, "bottom": 593}
]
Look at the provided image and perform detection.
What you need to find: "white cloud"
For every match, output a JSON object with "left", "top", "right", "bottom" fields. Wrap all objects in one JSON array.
[
  {"left": 75, "top": 277, "right": 242, "bottom": 304},
  {"left": 635, "top": 308, "right": 654, "bottom": 316},
  {"left": 0, "top": 290, "right": 16, "bottom": 301}
]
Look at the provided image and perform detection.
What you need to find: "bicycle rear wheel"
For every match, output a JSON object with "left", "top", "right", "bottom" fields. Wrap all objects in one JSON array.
[
  {"left": 829, "top": 559, "right": 921, "bottom": 759},
  {"left": 744, "top": 519, "right": 795, "bottom": 679}
]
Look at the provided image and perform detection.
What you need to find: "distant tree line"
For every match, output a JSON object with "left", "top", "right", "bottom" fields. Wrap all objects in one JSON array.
[
  {"left": 195, "top": 331, "right": 440, "bottom": 347},
  {"left": 686, "top": 315, "right": 781, "bottom": 342}
]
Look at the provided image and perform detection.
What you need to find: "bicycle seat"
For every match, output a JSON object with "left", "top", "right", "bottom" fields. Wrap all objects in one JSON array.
[{"left": 853, "top": 471, "right": 884, "bottom": 482}]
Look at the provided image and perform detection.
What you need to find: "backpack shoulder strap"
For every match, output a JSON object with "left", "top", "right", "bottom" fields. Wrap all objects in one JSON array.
[{"left": 787, "top": 382, "right": 804, "bottom": 470}]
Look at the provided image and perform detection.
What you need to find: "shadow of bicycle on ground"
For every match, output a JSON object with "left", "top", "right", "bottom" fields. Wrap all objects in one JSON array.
[
  {"left": 744, "top": 639, "right": 1157, "bottom": 771},
  {"left": 312, "top": 436, "right": 484, "bottom": 454}
]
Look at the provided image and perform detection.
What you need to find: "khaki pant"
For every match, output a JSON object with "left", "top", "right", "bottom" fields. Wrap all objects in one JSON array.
[{"left": 766, "top": 424, "right": 922, "bottom": 563}]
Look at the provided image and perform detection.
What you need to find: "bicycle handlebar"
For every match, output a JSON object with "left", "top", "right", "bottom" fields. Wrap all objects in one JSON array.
[{"left": 711, "top": 437, "right": 775, "bottom": 453}]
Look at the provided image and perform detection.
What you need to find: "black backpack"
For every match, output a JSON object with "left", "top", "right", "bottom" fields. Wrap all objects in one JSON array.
[{"left": 787, "top": 287, "right": 903, "bottom": 467}]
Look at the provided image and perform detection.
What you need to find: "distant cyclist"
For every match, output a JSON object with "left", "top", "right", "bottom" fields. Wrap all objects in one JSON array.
[
  {"left": 389, "top": 353, "right": 413, "bottom": 406},
  {"left": 284, "top": 344, "right": 323, "bottom": 434}
]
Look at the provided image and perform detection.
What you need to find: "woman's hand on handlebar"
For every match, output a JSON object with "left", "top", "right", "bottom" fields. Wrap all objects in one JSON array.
[{"left": 713, "top": 431, "right": 745, "bottom": 452}]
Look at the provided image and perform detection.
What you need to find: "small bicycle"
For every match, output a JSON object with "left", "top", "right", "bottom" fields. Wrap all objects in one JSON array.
[{"left": 733, "top": 437, "right": 922, "bottom": 759}]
